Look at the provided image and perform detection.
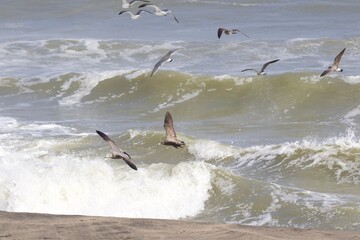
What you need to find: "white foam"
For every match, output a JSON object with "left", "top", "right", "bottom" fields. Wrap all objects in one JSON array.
[
  {"left": 0, "top": 117, "right": 19, "bottom": 129},
  {"left": 124, "top": 69, "right": 149, "bottom": 80},
  {"left": 58, "top": 70, "right": 133, "bottom": 106},
  {"left": 0, "top": 151, "right": 212, "bottom": 219},
  {"left": 236, "top": 183, "right": 359, "bottom": 227},
  {"left": 186, "top": 129, "right": 360, "bottom": 185},
  {"left": 56, "top": 39, "right": 104, "bottom": 58},
  {"left": 300, "top": 74, "right": 321, "bottom": 83},
  {"left": 212, "top": 75, "right": 254, "bottom": 86},
  {"left": 151, "top": 89, "right": 203, "bottom": 113},
  {"left": 0, "top": 116, "right": 78, "bottom": 137},
  {"left": 344, "top": 75, "right": 360, "bottom": 84},
  {"left": 128, "top": 129, "right": 154, "bottom": 140},
  {"left": 0, "top": 39, "right": 110, "bottom": 79},
  {"left": 188, "top": 139, "right": 239, "bottom": 162},
  {"left": 343, "top": 105, "right": 360, "bottom": 125},
  {"left": 234, "top": 130, "right": 360, "bottom": 184},
  {"left": 286, "top": 38, "right": 323, "bottom": 55},
  {"left": 213, "top": 74, "right": 237, "bottom": 81},
  {"left": 19, "top": 123, "right": 77, "bottom": 136}
]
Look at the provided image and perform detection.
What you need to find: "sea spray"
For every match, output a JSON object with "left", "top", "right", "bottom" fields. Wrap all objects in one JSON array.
[{"left": 0, "top": 148, "right": 212, "bottom": 219}]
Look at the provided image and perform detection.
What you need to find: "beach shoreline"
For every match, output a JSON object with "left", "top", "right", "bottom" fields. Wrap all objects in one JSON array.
[{"left": 0, "top": 211, "right": 358, "bottom": 240}]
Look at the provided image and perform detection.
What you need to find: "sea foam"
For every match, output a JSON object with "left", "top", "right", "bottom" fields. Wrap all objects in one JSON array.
[{"left": 0, "top": 148, "right": 212, "bottom": 219}]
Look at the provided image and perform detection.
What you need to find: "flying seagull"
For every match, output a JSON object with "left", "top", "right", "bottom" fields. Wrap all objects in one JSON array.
[
  {"left": 241, "top": 59, "right": 280, "bottom": 75},
  {"left": 320, "top": 48, "right": 346, "bottom": 77},
  {"left": 118, "top": 10, "right": 153, "bottom": 19},
  {"left": 160, "top": 111, "right": 185, "bottom": 149},
  {"left": 217, "top": 28, "right": 249, "bottom": 39},
  {"left": 122, "top": 0, "right": 149, "bottom": 9},
  {"left": 150, "top": 49, "right": 179, "bottom": 77},
  {"left": 139, "top": 4, "right": 179, "bottom": 23},
  {"left": 96, "top": 130, "right": 137, "bottom": 171}
]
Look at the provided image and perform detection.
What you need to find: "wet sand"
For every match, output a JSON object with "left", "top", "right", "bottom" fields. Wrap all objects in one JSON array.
[{"left": 0, "top": 211, "right": 359, "bottom": 240}]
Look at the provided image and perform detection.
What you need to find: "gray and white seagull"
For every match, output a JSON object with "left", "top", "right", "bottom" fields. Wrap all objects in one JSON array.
[
  {"left": 118, "top": 9, "right": 153, "bottom": 19},
  {"left": 160, "top": 111, "right": 185, "bottom": 149},
  {"left": 241, "top": 59, "right": 280, "bottom": 75},
  {"left": 121, "top": 0, "right": 150, "bottom": 9},
  {"left": 320, "top": 48, "right": 346, "bottom": 77},
  {"left": 139, "top": 3, "right": 179, "bottom": 23},
  {"left": 96, "top": 130, "right": 137, "bottom": 171},
  {"left": 150, "top": 49, "right": 179, "bottom": 77},
  {"left": 217, "top": 27, "right": 249, "bottom": 39}
]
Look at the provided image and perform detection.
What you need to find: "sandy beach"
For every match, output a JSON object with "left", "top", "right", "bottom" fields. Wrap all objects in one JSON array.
[{"left": 0, "top": 211, "right": 358, "bottom": 240}]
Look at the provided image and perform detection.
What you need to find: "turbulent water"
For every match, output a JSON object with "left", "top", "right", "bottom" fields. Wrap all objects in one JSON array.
[{"left": 1, "top": 0, "right": 360, "bottom": 231}]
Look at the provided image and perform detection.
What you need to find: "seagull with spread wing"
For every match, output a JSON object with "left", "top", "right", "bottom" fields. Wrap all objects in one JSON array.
[
  {"left": 241, "top": 59, "right": 280, "bottom": 75},
  {"left": 320, "top": 48, "right": 346, "bottom": 77},
  {"left": 150, "top": 49, "right": 179, "bottom": 77},
  {"left": 217, "top": 27, "right": 249, "bottom": 39},
  {"left": 160, "top": 111, "right": 185, "bottom": 149},
  {"left": 139, "top": 3, "right": 179, "bottom": 23},
  {"left": 96, "top": 130, "right": 137, "bottom": 170}
]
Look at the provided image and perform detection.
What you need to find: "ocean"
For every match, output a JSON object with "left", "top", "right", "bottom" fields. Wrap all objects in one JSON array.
[{"left": 0, "top": 0, "right": 360, "bottom": 230}]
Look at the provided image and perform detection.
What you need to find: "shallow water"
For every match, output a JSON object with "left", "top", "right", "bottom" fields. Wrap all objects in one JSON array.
[{"left": 0, "top": 0, "right": 360, "bottom": 230}]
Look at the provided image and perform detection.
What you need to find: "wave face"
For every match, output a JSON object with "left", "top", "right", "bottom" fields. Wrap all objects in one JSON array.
[
  {"left": 3, "top": 71, "right": 360, "bottom": 135},
  {"left": 1, "top": 0, "right": 360, "bottom": 231}
]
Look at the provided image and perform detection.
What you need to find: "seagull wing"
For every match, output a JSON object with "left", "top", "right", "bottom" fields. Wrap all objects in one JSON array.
[
  {"left": 136, "top": 9, "right": 153, "bottom": 16},
  {"left": 119, "top": 10, "right": 130, "bottom": 15},
  {"left": 139, "top": 3, "right": 162, "bottom": 12},
  {"left": 96, "top": 130, "right": 137, "bottom": 170},
  {"left": 217, "top": 28, "right": 226, "bottom": 39},
  {"left": 261, "top": 59, "right": 280, "bottom": 72},
  {"left": 165, "top": 49, "right": 180, "bottom": 58},
  {"left": 123, "top": 158, "right": 138, "bottom": 170},
  {"left": 320, "top": 68, "right": 332, "bottom": 77},
  {"left": 150, "top": 59, "right": 165, "bottom": 77},
  {"left": 150, "top": 49, "right": 179, "bottom": 77},
  {"left": 233, "top": 29, "right": 250, "bottom": 38},
  {"left": 129, "top": 0, "right": 149, "bottom": 4},
  {"left": 164, "top": 111, "right": 177, "bottom": 141},
  {"left": 138, "top": 3, "right": 150, "bottom": 8},
  {"left": 241, "top": 68, "right": 259, "bottom": 74},
  {"left": 96, "top": 130, "right": 130, "bottom": 159},
  {"left": 333, "top": 48, "right": 346, "bottom": 68},
  {"left": 171, "top": 13, "right": 180, "bottom": 23}
]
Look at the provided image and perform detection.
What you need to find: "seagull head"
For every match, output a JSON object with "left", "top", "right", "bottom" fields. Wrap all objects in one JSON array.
[{"left": 336, "top": 67, "right": 343, "bottom": 72}]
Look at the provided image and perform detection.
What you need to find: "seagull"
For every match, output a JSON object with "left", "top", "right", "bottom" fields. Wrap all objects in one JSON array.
[
  {"left": 241, "top": 59, "right": 280, "bottom": 75},
  {"left": 150, "top": 49, "right": 179, "bottom": 77},
  {"left": 320, "top": 48, "right": 346, "bottom": 77},
  {"left": 160, "top": 111, "right": 185, "bottom": 149},
  {"left": 139, "top": 4, "right": 179, "bottom": 23},
  {"left": 96, "top": 130, "right": 137, "bottom": 171},
  {"left": 217, "top": 28, "right": 249, "bottom": 39},
  {"left": 118, "top": 9, "right": 153, "bottom": 19},
  {"left": 122, "top": 0, "right": 149, "bottom": 9}
]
